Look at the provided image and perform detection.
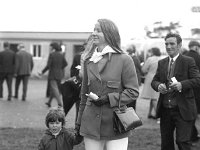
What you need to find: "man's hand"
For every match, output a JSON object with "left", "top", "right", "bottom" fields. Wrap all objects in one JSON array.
[
  {"left": 169, "top": 82, "right": 182, "bottom": 92},
  {"left": 158, "top": 83, "right": 168, "bottom": 94}
]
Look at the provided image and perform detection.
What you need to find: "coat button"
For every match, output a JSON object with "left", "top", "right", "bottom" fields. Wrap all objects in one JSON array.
[{"left": 96, "top": 114, "right": 100, "bottom": 118}]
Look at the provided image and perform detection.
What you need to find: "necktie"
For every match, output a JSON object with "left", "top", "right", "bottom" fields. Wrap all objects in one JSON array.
[{"left": 168, "top": 59, "right": 174, "bottom": 79}]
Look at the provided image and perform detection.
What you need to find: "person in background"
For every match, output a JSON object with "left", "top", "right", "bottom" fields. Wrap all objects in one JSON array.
[
  {"left": 151, "top": 33, "right": 200, "bottom": 150},
  {"left": 43, "top": 42, "right": 67, "bottom": 107},
  {"left": 60, "top": 46, "right": 83, "bottom": 120},
  {"left": 140, "top": 47, "right": 162, "bottom": 121},
  {"left": 126, "top": 44, "right": 142, "bottom": 110},
  {"left": 39, "top": 44, "right": 56, "bottom": 98},
  {"left": 181, "top": 48, "right": 188, "bottom": 55},
  {"left": 126, "top": 44, "right": 142, "bottom": 86},
  {"left": 185, "top": 40, "right": 200, "bottom": 144},
  {"left": 38, "top": 107, "right": 83, "bottom": 150},
  {"left": 0, "top": 42, "right": 15, "bottom": 101},
  {"left": 14, "top": 44, "right": 34, "bottom": 101},
  {"left": 75, "top": 19, "right": 139, "bottom": 150}
]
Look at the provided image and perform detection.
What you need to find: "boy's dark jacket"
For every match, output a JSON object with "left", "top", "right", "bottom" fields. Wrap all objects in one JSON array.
[{"left": 38, "top": 128, "right": 83, "bottom": 150}]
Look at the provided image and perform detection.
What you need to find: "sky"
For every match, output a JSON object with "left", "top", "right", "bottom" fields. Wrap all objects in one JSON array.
[{"left": 0, "top": 0, "right": 200, "bottom": 42}]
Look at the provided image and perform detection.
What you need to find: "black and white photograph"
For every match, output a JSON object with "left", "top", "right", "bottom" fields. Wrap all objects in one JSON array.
[{"left": 0, "top": 0, "right": 200, "bottom": 149}]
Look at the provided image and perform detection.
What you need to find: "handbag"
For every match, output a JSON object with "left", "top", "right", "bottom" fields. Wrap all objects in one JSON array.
[{"left": 113, "top": 98, "right": 142, "bottom": 133}]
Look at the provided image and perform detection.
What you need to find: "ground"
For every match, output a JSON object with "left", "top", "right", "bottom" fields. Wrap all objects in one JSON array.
[{"left": 0, "top": 79, "right": 199, "bottom": 149}]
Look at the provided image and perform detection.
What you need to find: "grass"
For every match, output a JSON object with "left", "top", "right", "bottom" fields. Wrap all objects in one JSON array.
[
  {"left": 0, "top": 128, "right": 160, "bottom": 150},
  {"left": 0, "top": 127, "right": 199, "bottom": 150}
]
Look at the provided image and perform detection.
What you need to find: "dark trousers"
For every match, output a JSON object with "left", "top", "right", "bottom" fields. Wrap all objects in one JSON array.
[
  {"left": 46, "top": 79, "right": 51, "bottom": 97},
  {"left": 15, "top": 75, "right": 29, "bottom": 99},
  {"left": 0, "top": 73, "right": 13, "bottom": 99},
  {"left": 191, "top": 121, "right": 199, "bottom": 141},
  {"left": 160, "top": 107, "right": 193, "bottom": 150}
]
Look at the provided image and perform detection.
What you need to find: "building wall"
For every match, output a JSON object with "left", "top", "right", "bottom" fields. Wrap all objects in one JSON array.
[{"left": 0, "top": 32, "right": 91, "bottom": 79}]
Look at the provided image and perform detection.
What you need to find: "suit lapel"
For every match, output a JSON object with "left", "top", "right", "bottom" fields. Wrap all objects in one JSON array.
[{"left": 163, "top": 57, "right": 169, "bottom": 80}]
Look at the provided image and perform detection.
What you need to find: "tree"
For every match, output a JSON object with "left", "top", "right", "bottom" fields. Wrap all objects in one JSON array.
[
  {"left": 145, "top": 21, "right": 182, "bottom": 38},
  {"left": 191, "top": 28, "right": 200, "bottom": 36}
]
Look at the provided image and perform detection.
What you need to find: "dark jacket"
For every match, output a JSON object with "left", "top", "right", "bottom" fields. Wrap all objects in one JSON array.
[
  {"left": 151, "top": 54, "right": 200, "bottom": 120},
  {"left": 185, "top": 50, "right": 200, "bottom": 113},
  {"left": 0, "top": 49, "right": 15, "bottom": 74},
  {"left": 131, "top": 55, "right": 142, "bottom": 86},
  {"left": 47, "top": 51, "right": 68, "bottom": 80},
  {"left": 38, "top": 128, "right": 83, "bottom": 150},
  {"left": 70, "top": 54, "right": 81, "bottom": 77},
  {"left": 15, "top": 50, "right": 33, "bottom": 75}
]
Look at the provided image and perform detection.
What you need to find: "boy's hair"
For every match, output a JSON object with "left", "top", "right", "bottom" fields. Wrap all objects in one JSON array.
[{"left": 45, "top": 107, "right": 65, "bottom": 128}]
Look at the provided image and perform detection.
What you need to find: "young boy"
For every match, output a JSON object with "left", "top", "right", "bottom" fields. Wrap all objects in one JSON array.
[{"left": 38, "top": 107, "right": 83, "bottom": 150}]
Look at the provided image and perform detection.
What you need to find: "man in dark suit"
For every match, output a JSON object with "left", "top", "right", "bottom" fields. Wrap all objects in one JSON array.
[
  {"left": 0, "top": 42, "right": 15, "bottom": 101},
  {"left": 185, "top": 40, "right": 200, "bottom": 143},
  {"left": 14, "top": 44, "right": 34, "bottom": 101},
  {"left": 151, "top": 33, "right": 200, "bottom": 150}
]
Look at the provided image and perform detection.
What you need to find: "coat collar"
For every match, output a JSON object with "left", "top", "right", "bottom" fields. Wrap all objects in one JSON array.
[{"left": 88, "top": 53, "right": 113, "bottom": 81}]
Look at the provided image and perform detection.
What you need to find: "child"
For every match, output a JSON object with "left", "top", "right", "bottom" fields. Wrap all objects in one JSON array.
[{"left": 38, "top": 107, "right": 83, "bottom": 150}]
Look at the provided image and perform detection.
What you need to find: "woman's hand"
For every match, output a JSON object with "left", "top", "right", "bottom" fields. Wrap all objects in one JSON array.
[{"left": 90, "top": 95, "right": 109, "bottom": 106}]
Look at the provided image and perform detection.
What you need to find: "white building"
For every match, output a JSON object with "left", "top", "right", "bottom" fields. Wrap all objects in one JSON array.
[{"left": 0, "top": 31, "right": 91, "bottom": 78}]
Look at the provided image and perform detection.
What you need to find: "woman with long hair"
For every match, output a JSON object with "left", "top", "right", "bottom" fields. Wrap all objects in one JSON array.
[{"left": 75, "top": 19, "right": 139, "bottom": 150}]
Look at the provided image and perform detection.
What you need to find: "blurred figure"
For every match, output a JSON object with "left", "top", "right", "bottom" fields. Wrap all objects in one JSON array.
[
  {"left": 126, "top": 44, "right": 142, "bottom": 86},
  {"left": 181, "top": 48, "right": 188, "bottom": 55},
  {"left": 39, "top": 44, "right": 56, "bottom": 98},
  {"left": 140, "top": 47, "right": 162, "bottom": 119},
  {"left": 126, "top": 44, "right": 142, "bottom": 110},
  {"left": 61, "top": 48, "right": 82, "bottom": 119},
  {"left": 41, "top": 66, "right": 51, "bottom": 98},
  {"left": 44, "top": 42, "right": 67, "bottom": 107},
  {"left": 70, "top": 53, "right": 81, "bottom": 78},
  {"left": 185, "top": 40, "right": 200, "bottom": 143},
  {"left": 0, "top": 42, "right": 15, "bottom": 101},
  {"left": 14, "top": 44, "right": 34, "bottom": 101}
]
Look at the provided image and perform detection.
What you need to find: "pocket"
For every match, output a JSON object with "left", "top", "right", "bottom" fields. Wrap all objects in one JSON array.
[{"left": 107, "top": 81, "right": 120, "bottom": 89}]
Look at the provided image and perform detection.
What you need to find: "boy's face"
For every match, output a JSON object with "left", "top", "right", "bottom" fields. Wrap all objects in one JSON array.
[{"left": 49, "top": 120, "right": 62, "bottom": 134}]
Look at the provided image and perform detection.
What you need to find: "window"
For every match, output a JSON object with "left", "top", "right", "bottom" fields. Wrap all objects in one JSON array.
[{"left": 31, "top": 44, "right": 41, "bottom": 58}]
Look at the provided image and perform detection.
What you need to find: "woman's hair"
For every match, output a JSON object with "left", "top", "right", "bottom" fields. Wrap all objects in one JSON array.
[
  {"left": 50, "top": 42, "right": 61, "bottom": 51},
  {"left": 45, "top": 107, "right": 65, "bottom": 128},
  {"left": 98, "top": 19, "right": 123, "bottom": 53},
  {"left": 151, "top": 47, "right": 161, "bottom": 56},
  {"left": 82, "top": 34, "right": 96, "bottom": 61}
]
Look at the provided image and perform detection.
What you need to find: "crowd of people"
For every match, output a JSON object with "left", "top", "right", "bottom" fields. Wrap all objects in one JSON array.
[{"left": 1, "top": 18, "right": 200, "bottom": 150}]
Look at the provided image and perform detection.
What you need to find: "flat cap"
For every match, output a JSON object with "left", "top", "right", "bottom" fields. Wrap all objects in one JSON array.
[{"left": 188, "top": 40, "right": 200, "bottom": 47}]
